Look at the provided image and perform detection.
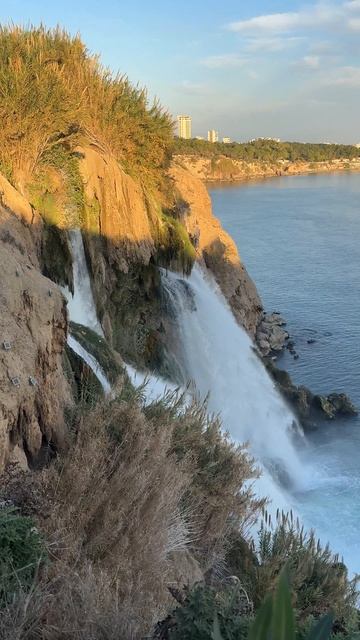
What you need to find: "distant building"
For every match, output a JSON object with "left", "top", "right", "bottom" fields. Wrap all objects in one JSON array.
[
  {"left": 177, "top": 115, "right": 192, "bottom": 139},
  {"left": 195, "top": 136, "right": 205, "bottom": 140},
  {"left": 222, "top": 137, "right": 231, "bottom": 144},
  {"left": 249, "top": 137, "right": 281, "bottom": 143},
  {"left": 355, "top": 143, "right": 360, "bottom": 148},
  {"left": 208, "top": 129, "right": 219, "bottom": 143}
]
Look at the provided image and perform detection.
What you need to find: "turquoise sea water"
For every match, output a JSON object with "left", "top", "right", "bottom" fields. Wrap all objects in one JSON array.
[{"left": 209, "top": 173, "right": 360, "bottom": 573}]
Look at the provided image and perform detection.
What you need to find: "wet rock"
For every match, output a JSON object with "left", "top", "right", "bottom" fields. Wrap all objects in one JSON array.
[
  {"left": 266, "top": 312, "right": 286, "bottom": 326},
  {"left": 265, "top": 360, "right": 358, "bottom": 429},
  {"left": 327, "top": 393, "right": 358, "bottom": 417},
  {"left": 256, "top": 312, "right": 289, "bottom": 354},
  {"left": 313, "top": 395, "right": 336, "bottom": 419},
  {"left": 268, "top": 325, "right": 289, "bottom": 351}
]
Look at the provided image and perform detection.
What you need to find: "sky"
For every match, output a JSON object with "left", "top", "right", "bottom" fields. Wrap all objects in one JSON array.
[{"left": 2, "top": 1, "right": 360, "bottom": 143}]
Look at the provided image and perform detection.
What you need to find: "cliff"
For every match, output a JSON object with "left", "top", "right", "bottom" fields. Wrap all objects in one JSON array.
[
  {"left": 177, "top": 154, "right": 360, "bottom": 182},
  {"left": 0, "top": 191, "right": 70, "bottom": 472},
  {"left": 0, "top": 146, "right": 263, "bottom": 468},
  {"left": 169, "top": 161, "right": 262, "bottom": 334}
]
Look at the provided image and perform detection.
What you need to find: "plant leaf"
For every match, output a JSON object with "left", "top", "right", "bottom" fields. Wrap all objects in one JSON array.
[
  {"left": 212, "top": 612, "right": 223, "bottom": 640},
  {"left": 248, "top": 594, "right": 273, "bottom": 640},
  {"left": 271, "top": 570, "right": 295, "bottom": 640}
]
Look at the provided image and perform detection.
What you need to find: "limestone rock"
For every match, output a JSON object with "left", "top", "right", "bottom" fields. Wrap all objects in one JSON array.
[
  {"left": 169, "top": 161, "right": 263, "bottom": 336},
  {"left": 78, "top": 146, "right": 155, "bottom": 265},
  {"left": 327, "top": 393, "right": 358, "bottom": 416},
  {"left": 266, "top": 360, "right": 358, "bottom": 428},
  {"left": 0, "top": 203, "right": 71, "bottom": 471},
  {"left": 257, "top": 312, "right": 289, "bottom": 354}
]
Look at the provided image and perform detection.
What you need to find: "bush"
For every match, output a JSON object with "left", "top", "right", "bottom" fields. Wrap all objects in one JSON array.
[
  {"left": 0, "top": 507, "right": 45, "bottom": 604},
  {"left": 163, "top": 583, "right": 251, "bottom": 640},
  {"left": 254, "top": 512, "right": 359, "bottom": 627},
  {"left": 144, "top": 395, "right": 264, "bottom": 570},
  {"left": 154, "top": 572, "right": 341, "bottom": 640},
  {"left": 0, "top": 25, "right": 173, "bottom": 187}
]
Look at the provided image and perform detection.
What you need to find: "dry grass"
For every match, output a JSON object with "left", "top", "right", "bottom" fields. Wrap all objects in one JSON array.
[
  {"left": 0, "top": 389, "right": 262, "bottom": 638},
  {"left": 143, "top": 395, "right": 264, "bottom": 570},
  {"left": 40, "top": 394, "right": 191, "bottom": 634}
]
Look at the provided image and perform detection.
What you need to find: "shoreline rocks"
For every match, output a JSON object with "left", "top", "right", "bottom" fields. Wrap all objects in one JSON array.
[
  {"left": 265, "top": 360, "right": 358, "bottom": 429},
  {"left": 256, "top": 312, "right": 289, "bottom": 356},
  {"left": 256, "top": 310, "right": 358, "bottom": 429}
]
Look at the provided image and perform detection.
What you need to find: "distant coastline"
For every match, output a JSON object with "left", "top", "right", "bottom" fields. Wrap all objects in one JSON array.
[{"left": 174, "top": 154, "right": 360, "bottom": 184}]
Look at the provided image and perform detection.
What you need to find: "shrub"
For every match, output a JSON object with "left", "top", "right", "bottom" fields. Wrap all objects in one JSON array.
[
  {"left": 38, "top": 393, "right": 192, "bottom": 635},
  {"left": 162, "top": 583, "right": 251, "bottom": 640},
  {"left": 154, "top": 572, "right": 338, "bottom": 640},
  {"left": 253, "top": 511, "right": 359, "bottom": 627},
  {"left": 0, "top": 25, "right": 173, "bottom": 187},
  {"left": 144, "top": 395, "right": 264, "bottom": 571},
  {"left": 0, "top": 507, "right": 45, "bottom": 604}
]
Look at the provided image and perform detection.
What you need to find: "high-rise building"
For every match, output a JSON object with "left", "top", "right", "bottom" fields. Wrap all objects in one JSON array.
[
  {"left": 177, "top": 115, "right": 192, "bottom": 139},
  {"left": 208, "top": 129, "right": 219, "bottom": 143}
]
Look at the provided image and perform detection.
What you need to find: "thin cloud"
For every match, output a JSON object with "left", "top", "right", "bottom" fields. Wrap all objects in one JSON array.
[
  {"left": 302, "top": 55, "right": 321, "bottom": 68},
  {"left": 227, "top": 3, "right": 359, "bottom": 35},
  {"left": 245, "top": 36, "right": 305, "bottom": 52},
  {"left": 200, "top": 53, "right": 247, "bottom": 69},
  {"left": 348, "top": 16, "right": 360, "bottom": 28},
  {"left": 324, "top": 65, "right": 360, "bottom": 86},
  {"left": 227, "top": 6, "right": 340, "bottom": 34},
  {"left": 345, "top": 0, "right": 360, "bottom": 10},
  {"left": 176, "top": 81, "right": 210, "bottom": 95}
]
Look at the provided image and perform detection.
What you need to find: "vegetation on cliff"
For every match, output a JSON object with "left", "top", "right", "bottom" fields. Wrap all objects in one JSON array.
[
  {"left": 1, "top": 384, "right": 359, "bottom": 639},
  {"left": 0, "top": 388, "right": 264, "bottom": 638},
  {"left": 174, "top": 137, "right": 360, "bottom": 164},
  {"left": 0, "top": 24, "right": 197, "bottom": 279},
  {"left": 0, "top": 25, "right": 173, "bottom": 188}
]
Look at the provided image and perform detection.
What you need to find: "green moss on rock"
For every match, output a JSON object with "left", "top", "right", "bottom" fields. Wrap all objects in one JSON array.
[
  {"left": 156, "top": 213, "right": 196, "bottom": 275},
  {"left": 65, "top": 342, "right": 104, "bottom": 405},
  {"left": 69, "top": 322, "right": 123, "bottom": 385},
  {"left": 41, "top": 223, "right": 73, "bottom": 292}
]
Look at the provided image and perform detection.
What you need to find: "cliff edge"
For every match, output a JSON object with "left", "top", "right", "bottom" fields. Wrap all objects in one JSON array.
[{"left": 169, "top": 161, "right": 262, "bottom": 334}]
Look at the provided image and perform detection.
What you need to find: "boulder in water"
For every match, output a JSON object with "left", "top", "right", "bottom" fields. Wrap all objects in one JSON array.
[
  {"left": 314, "top": 393, "right": 358, "bottom": 419},
  {"left": 265, "top": 360, "right": 358, "bottom": 429},
  {"left": 256, "top": 314, "right": 289, "bottom": 354}
]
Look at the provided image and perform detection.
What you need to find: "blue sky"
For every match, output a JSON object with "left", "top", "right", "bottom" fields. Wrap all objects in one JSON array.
[{"left": 2, "top": 1, "right": 360, "bottom": 142}]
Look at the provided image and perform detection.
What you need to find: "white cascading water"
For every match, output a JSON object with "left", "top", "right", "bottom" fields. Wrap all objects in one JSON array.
[
  {"left": 162, "top": 266, "right": 307, "bottom": 507},
  {"left": 67, "top": 334, "right": 112, "bottom": 395},
  {"left": 64, "top": 229, "right": 305, "bottom": 507},
  {"left": 64, "top": 229, "right": 174, "bottom": 401},
  {"left": 65, "top": 230, "right": 104, "bottom": 335}
]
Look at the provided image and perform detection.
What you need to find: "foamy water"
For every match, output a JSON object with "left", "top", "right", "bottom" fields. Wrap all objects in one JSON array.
[{"left": 210, "top": 173, "right": 360, "bottom": 572}]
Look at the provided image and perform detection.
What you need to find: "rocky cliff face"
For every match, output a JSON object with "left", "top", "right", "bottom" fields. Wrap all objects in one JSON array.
[
  {"left": 0, "top": 147, "right": 266, "bottom": 469},
  {"left": 177, "top": 155, "right": 360, "bottom": 183},
  {"left": 77, "top": 149, "right": 263, "bottom": 369},
  {"left": 0, "top": 196, "right": 70, "bottom": 472},
  {"left": 169, "top": 162, "right": 262, "bottom": 334}
]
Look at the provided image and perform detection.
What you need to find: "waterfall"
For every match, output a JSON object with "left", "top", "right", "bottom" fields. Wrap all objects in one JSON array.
[
  {"left": 162, "top": 265, "right": 307, "bottom": 507},
  {"left": 67, "top": 335, "right": 112, "bottom": 395},
  {"left": 65, "top": 230, "right": 104, "bottom": 336},
  {"left": 62, "top": 229, "right": 110, "bottom": 392},
  {"left": 64, "top": 229, "right": 175, "bottom": 402}
]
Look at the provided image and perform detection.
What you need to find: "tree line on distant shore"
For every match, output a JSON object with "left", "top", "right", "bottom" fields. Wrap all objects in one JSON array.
[{"left": 173, "top": 137, "right": 360, "bottom": 163}]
